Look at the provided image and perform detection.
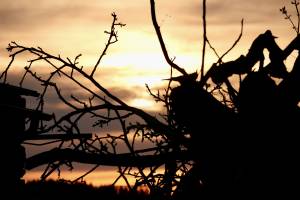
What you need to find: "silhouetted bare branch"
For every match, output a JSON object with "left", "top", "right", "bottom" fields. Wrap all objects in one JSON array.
[
  {"left": 2, "top": 1, "right": 299, "bottom": 199},
  {"left": 150, "top": 0, "right": 187, "bottom": 76},
  {"left": 200, "top": 0, "right": 207, "bottom": 80},
  {"left": 91, "top": 13, "right": 126, "bottom": 77}
]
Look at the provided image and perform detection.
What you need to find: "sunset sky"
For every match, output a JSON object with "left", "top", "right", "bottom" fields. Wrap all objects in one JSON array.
[{"left": 0, "top": 0, "right": 297, "bottom": 186}]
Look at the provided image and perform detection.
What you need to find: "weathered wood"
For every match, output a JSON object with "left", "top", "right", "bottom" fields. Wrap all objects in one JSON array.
[
  {"left": 0, "top": 104, "right": 53, "bottom": 120},
  {"left": 0, "top": 83, "right": 87, "bottom": 192},
  {"left": 0, "top": 83, "right": 39, "bottom": 97}
]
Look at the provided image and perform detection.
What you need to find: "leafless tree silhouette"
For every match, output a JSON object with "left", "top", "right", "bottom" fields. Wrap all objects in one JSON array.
[{"left": 1, "top": 0, "right": 299, "bottom": 199}]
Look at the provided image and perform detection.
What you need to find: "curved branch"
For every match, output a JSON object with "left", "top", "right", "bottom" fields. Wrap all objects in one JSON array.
[
  {"left": 42, "top": 104, "right": 173, "bottom": 138},
  {"left": 25, "top": 148, "right": 192, "bottom": 170},
  {"left": 219, "top": 19, "right": 244, "bottom": 62},
  {"left": 150, "top": 0, "right": 187, "bottom": 76},
  {"left": 199, "top": 19, "right": 244, "bottom": 86}
]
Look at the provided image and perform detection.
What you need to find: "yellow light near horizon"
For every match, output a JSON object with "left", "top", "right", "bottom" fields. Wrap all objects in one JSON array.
[
  {"left": 126, "top": 76, "right": 163, "bottom": 87},
  {"left": 24, "top": 167, "right": 166, "bottom": 187},
  {"left": 101, "top": 53, "right": 168, "bottom": 72},
  {"left": 24, "top": 168, "right": 135, "bottom": 187},
  {"left": 129, "top": 98, "right": 161, "bottom": 112}
]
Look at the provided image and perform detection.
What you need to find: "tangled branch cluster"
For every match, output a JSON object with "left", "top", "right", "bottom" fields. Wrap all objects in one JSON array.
[{"left": 1, "top": 0, "right": 300, "bottom": 199}]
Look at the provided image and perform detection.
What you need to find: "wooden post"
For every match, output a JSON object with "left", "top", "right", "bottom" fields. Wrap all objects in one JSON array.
[
  {"left": 0, "top": 83, "right": 39, "bottom": 193},
  {"left": 0, "top": 83, "right": 92, "bottom": 195}
]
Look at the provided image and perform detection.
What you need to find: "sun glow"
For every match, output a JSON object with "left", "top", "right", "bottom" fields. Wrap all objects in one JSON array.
[
  {"left": 24, "top": 166, "right": 166, "bottom": 187},
  {"left": 24, "top": 167, "right": 135, "bottom": 186},
  {"left": 129, "top": 98, "right": 161, "bottom": 111}
]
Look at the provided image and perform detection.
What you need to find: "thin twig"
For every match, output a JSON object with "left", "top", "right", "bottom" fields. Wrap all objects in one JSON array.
[
  {"left": 150, "top": 0, "right": 187, "bottom": 76},
  {"left": 91, "top": 13, "right": 125, "bottom": 77},
  {"left": 206, "top": 38, "right": 221, "bottom": 60},
  {"left": 280, "top": 6, "right": 298, "bottom": 34},
  {"left": 72, "top": 164, "right": 100, "bottom": 183},
  {"left": 292, "top": 0, "right": 300, "bottom": 33},
  {"left": 219, "top": 19, "right": 244, "bottom": 62}
]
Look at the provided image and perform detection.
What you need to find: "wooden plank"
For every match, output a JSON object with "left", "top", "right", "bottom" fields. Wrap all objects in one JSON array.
[
  {"left": 0, "top": 104, "right": 52, "bottom": 120},
  {"left": 0, "top": 83, "right": 39, "bottom": 97}
]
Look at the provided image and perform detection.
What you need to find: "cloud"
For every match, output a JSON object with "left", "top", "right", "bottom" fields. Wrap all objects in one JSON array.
[
  {"left": 3, "top": 69, "right": 164, "bottom": 154},
  {"left": 0, "top": 0, "right": 291, "bottom": 37},
  {"left": 0, "top": 1, "right": 102, "bottom": 29},
  {"left": 0, "top": 0, "right": 148, "bottom": 32},
  {"left": 178, "top": 0, "right": 286, "bottom": 25}
]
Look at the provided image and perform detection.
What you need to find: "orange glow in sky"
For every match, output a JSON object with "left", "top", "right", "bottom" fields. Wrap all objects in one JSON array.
[{"left": 24, "top": 167, "right": 136, "bottom": 186}]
